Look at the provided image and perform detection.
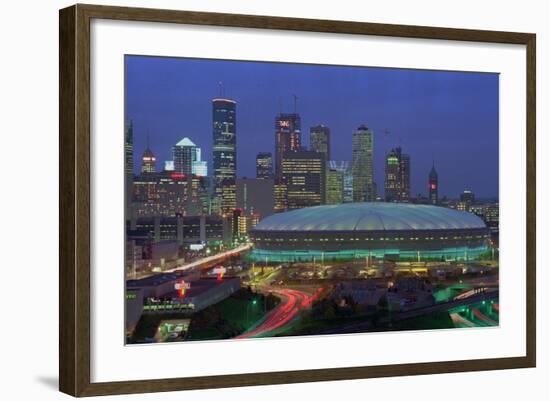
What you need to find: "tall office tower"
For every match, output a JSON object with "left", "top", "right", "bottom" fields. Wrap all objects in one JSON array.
[
  {"left": 274, "top": 113, "right": 301, "bottom": 180},
  {"left": 429, "top": 162, "right": 439, "bottom": 205},
  {"left": 140, "top": 147, "right": 156, "bottom": 174},
  {"left": 460, "top": 189, "right": 475, "bottom": 204},
  {"left": 173, "top": 137, "right": 196, "bottom": 175},
  {"left": 352, "top": 125, "right": 375, "bottom": 202},
  {"left": 384, "top": 147, "right": 410, "bottom": 202},
  {"left": 385, "top": 148, "right": 401, "bottom": 202},
  {"left": 124, "top": 120, "right": 134, "bottom": 177},
  {"left": 328, "top": 160, "right": 353, "bottom": 203},
  {"left": 124, "top": 120, "right": 134, "bottom": 218},
  {"left": 310, "top": 124, "right": 330, "bottom": 161},
  {"left": 458, "top": 189, "right": 475, "bottom": 212},
  {"left": 326, "top": 168, "right": 344, "bottom": 204},
  {"left": 273, "top": 182, "right": 288, "bottom": 213},
  {"left": 256, "top": 152, "right": 273, "bottom": 179},
  {"left": 212, "top": 98, "right": 237, "bottom": 214},
  {"left": 231, "top": 209, "right": 248, "bottom": 241},
  {"left": 282, "top": 150, "right": 326, "bottom": 209},
  {"left": 400, "top": 153, "right": 411, "bottom": 202}
]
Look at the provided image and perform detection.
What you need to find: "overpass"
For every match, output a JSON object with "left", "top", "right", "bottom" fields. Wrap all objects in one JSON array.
[
  {"left": 315, "top": 289, "right": 498, "bottom": 335},
  {"left": 165, "top": 243, "right": 253, "bottom": 273}
]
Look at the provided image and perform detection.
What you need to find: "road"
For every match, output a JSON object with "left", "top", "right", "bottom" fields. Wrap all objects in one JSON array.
[
  {"left": 165, "top": 243, "right": 253, "bottom": 273},
  {"left": 315, "top": 289, "right": 499, "bottom": 335},
  {"left": 236, "top": 287, "right": 324, "bottom": 339}
]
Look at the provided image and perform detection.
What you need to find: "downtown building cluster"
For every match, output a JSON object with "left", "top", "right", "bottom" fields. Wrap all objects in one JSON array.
[{"left": 124, "top": 95, "right": 498, "bottom": 274}]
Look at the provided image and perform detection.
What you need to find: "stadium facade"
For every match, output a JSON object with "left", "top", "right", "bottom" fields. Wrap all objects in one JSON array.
[{"left": 249, "top": 203, "right": 491, "bottom": 262}]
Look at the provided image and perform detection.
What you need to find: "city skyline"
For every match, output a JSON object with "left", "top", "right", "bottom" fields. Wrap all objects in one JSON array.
[
  {"left": 126, "top": 55, "right": 499, "bottom": 199},
  {"left": 125, "top": 55, "right": 500, "bottom": 344}
]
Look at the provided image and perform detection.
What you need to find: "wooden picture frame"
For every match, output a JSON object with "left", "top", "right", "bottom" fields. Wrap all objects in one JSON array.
[{"left": 59, "top": 3, "right": 536, "bottom": 397}]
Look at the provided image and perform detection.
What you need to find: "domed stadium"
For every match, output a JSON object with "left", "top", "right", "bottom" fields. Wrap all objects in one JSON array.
[{"left": 249, "top": 203, "right": 490, "bottom": 262}]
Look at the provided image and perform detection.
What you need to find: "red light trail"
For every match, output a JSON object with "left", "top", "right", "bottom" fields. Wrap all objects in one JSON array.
[{"left": 236, "top": 287, "right": 324, "bottom": 339}]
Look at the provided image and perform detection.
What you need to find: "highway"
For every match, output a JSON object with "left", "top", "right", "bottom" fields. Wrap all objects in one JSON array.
[
  {"left": 165, "top": 243, "right": 253, "bottom": 273},
  {"left": 314, "top": 289, "right": 498, "bottom": 335},
  {"left": 450, "top": 313, "right": 476, "bottom": 327},
  {"left": 236, "top": 287, "right": 324, "bottom": 339},
  {"left": 472, "top": 307, "right": 498, "bottom": 325}
]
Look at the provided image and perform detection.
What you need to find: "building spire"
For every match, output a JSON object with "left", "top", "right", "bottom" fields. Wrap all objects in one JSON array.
[
  {"left": 218, "top": 81, "right": 225, "bottom": 98},
  {"left": 293, "top": 94, "right": 298, "bottom": 113}
]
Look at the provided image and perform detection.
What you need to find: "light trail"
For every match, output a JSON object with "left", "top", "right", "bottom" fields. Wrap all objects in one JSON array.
[
  {"left": 450, "top": 313, "right": 476, "bottom": 328},
  {"left": 165, "top": 243, "right": 253, "bottom": 273},
  {"left": 471, "top": 308, "right": 498, "bottom": 326},
  {"left": 236, "top": 288, "right": 320, "bottom": 339}
]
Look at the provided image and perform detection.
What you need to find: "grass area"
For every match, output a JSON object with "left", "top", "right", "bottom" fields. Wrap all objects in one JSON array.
[
  {"left": 279, "top": 313, "right": 373, "bottom": 337},
  {"left": 218, "top": 298, "right": 261, "bottom": 326},
  {"left": 386, "top": 311, "right": 455, "bottom": 331},
  {"left": 187, "top": 288, "right": 279, "bottom": 341},
  {"left": 278, "top": 308, "right": 456, "bottom": 337}
]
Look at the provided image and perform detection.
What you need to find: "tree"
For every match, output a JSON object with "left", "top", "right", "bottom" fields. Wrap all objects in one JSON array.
[{"left": 377, "top": 294, "right": 389, "bottom": 311}]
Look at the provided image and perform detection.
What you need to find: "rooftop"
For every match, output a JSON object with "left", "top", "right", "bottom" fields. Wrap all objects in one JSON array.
[
  {"left": 164, "top": 277, "right": 240, "bottom": 299},
  {"left": 175, "top": 137, "right": 196, "bottom": 147},
  {"left": 252, "top": 202, "right": 487, "bottom": 232},
  {"left": 127, "top": 272, "right": 189, "bottom": 288}
]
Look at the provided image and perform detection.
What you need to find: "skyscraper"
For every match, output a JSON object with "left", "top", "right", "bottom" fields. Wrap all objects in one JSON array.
[
  {"left": 400, "top": 153, "right": 411, "bottom": 202},
  {"left": 310, "top": 124, "right": 330, "bottom": 161},
  {"left": 169, "top": 139, "right": 206, "bottom": 176},
  {"left": 141, "top": 146, "right": 156, "bottom": 174},
  {"left": 124, "top": 120, "right": 134, "bottom": 218},
  {"left": 352, "top": 125, "right": 375, "bottom": 202},
  {"left": 212, "top": 98, "right": 237, "bottom": 214},
  {"left": 173, "top": 137, "right": 196, "bottom": 175},
  {"left": 273, "top": 182, "right": 288, "bottom": 213},
  {"left": 124, "top": 120, "right": 134, "bottom": 176},
  {"left": 256, "top": 152, "right": 273, "bottom": 179},
  {"left": 282, "top": 150, "right": 326, "bottom": 209},
  {"left": 326, "top": 168, "right": 344, "bottom": 204},
  {"left": 385, "top": 148, "right": 400, "bottom": 202},
  {"left": 384, "top": 147, "right": 410, "bottom": 202},
  {"left": 275, "top": 113, "right": 301, "bottom": 180},
  {"left": 458, "top": 190, "right": 475, "bottom": 212},
  {"left": 460, "top": 189, "right": 475, "bottom": 204},
  {"left": 429, "top": 162, "right": 438, "bottom": 205},
  {"left": 328, "top": 160, "right": 353, "bottom": 203}
]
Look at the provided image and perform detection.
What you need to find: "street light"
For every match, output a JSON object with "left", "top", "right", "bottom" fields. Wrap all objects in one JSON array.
[{"left": 246, "top": 298, "right": 258, "bottom": 327}]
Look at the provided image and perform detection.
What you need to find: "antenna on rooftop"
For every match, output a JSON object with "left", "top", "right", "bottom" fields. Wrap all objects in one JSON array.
[
  {"left": 293, "top": 94, "right": 298, "bottom": 113},
  {"left": 218, "top": 81, "right": 225, "bottom": 98}
]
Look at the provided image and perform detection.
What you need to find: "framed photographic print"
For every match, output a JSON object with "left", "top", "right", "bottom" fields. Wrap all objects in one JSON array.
[{"left": 59, "top": 4, "right": 536, "bottom": 397}]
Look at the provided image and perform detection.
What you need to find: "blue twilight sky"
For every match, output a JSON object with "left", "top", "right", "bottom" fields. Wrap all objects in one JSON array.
[{"left": 125, "top": 55, "right": 499, "bottom": 199}]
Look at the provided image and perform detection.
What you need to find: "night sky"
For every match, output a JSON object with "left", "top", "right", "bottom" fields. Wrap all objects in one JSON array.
[{"left": 125, "top": 55, "right": 499, "bottom": 199}]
